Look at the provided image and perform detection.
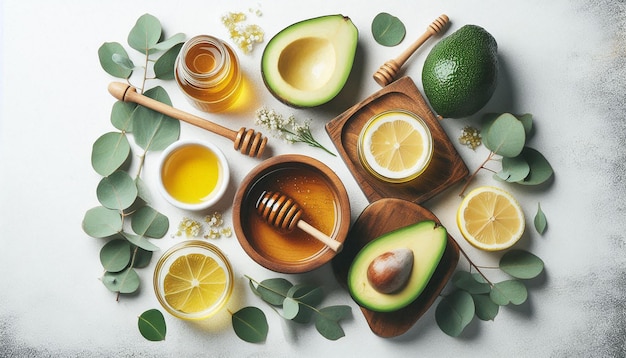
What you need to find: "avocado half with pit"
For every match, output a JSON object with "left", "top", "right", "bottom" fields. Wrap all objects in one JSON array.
[
  {"left": 347, "top": 220, "right": 447, "bottom": 312},
  {"left": 261, "top": 14, "right": 358, "bottom": 107}
]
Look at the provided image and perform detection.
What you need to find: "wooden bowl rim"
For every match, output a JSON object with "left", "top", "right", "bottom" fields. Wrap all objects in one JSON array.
[{"left": 233, "top": 154, "right": 351, "bottom": 273}]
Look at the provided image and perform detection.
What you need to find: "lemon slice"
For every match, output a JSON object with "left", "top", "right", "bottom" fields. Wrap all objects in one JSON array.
[
  {"left": 358, "top": 110, "right": 433, "bottom": 183},
  {"left": 163, "top": 253, "right": 227, "bottom": 314},
  {"left": 457, "top": 186, "right": 525, "bottom": 251}
]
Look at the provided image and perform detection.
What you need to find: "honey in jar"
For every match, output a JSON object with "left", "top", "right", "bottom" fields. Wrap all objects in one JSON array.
[{"left": 175, "top": 35, "right": 243, "bottom": 112}]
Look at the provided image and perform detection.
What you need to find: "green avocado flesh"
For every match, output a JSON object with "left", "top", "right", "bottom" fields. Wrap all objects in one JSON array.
[
  {"left": 421, "top": 24, "right": 498, "bottom": 119},
  {"left": 347, "top": 220, "right": 447, "bottom": 312},
  {"left": 261, "top": 14, "right": 358, "bottom": 107}
]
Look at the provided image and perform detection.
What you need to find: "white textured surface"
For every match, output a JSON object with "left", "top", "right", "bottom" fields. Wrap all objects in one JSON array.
[{"left": 1, "top": 1, "right": 625, "bottom": 357}]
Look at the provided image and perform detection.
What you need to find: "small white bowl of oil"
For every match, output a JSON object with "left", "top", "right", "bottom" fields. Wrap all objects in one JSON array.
[{"left": 158, "top": 139, "right": 230, "bottom": 211}]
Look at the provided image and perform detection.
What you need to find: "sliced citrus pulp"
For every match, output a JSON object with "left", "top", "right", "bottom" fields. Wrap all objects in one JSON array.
[
  {"left": 163, "top": 253, "right": 227, "bottom": 313},
  {"left": 457, "top": 186, "right": 525, "bottom": 251},
  {"left": 359, "top": 110, "right": 433, "bottom": 183}
]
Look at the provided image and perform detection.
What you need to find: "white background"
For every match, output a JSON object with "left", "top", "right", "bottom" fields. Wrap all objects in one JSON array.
[{"left": 1, "top": 0, "right": 625, "bottom": 357}]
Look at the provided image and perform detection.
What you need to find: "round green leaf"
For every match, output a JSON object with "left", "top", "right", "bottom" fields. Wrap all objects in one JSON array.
[
  {"left": 452, "top": 271, "right": 491, "bottom": 294},
  {"left": 253, "top": 278, "right": 293, "bottom": 306},
  {"left": 131, "top": 206, "right": 169, "bottom": 238},
  {"left": 232, "top": 306, "right": 268, "bottom": 343},
  {"left": 111, "top": 53, "right": 135, "bottom": 70},
  {"left": 128, "top": 13, "right": 162, "bottom": 53},
  {"left": 100, "top": 239, "right": 131, "bottom": 272},
  {"left": 436, "top": 290, "right": 475, "bottom": 337},
  {"left": 534, "top": 203, "right": 548, "bottom": 234},
  {"left": 497, "top": 155, "right": 530, "bottom": 182},
  {"left": 371, "top": 12, "right": 406, "bottom": 46},
  {"left": 485, "top": 113, "right": 526, "bottom": 157},
  {"left": 154, "top": 42, "right": 183, "bottom": 80},
  {"left": 135, "top": 177, "right": 153, "bottom": 203},
  {"left": 132, "top": 86, "right": 180, "bottom": 151},
  {"left": 96, "top": 171, "right": 138, "bottom": 210},
  {"left": 111, "top": 101, "right": 136, "bottom": 132},
  {"left": 151, "top": 33, "right": 185, "bottom": 52},
  {"left": 282, "top": 297, "right": 300, "bottom": 320},
  {"left": 472, "top": 294, "right": 499, "bottom": 321},
  {"left": 500, "top": 250, "right": 545, "bottom": 279},
  {"left": 138, "top": 309, "right": 167, "bottom": 341},
  {"left": 516, "top": 147, "right": 554, "bottom": 185},
  {"left": 91, "top": 132, "right": 131, "bottom": 177},
  {"left": 490, "top": 280, "right": 528, "bottom": 305},
  {"left": 315, "top": 306, "right": 351, "bottom": 341},
  {"left": 517, "top": 113, "right": 534, "bottom": 137},
  {"left": 82, "top": 206, "right": 122, "bottom": 238},
  {"left": 122, "top": 232, "right": 160, "bottom": 252},
  {"left": 98, "top": 42, "right": 132, "bottom": 78},
  {"left": 102, "top": 267, "right": 140, "bottom": 294},
  {"left": 132, "top": 247, "right": 153, "bottom": 268}
]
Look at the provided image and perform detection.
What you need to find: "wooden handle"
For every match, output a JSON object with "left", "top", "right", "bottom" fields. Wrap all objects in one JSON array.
[
  {"left": 255, "top": 190, "right": 342, "bottom": 252},
  {"left": 296, "top": 220, "right": 343, "bottom": 252},
  {"left": 107, "top": 82, "right": 267, "bottom": 157},
  {"left": 373, "top": 14, "right": 449, "bottom": 87}
]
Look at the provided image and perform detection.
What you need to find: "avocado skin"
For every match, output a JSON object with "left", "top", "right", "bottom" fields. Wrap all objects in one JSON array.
[{"left": 422, "top": 25, "right": 498, "bottom": 119}]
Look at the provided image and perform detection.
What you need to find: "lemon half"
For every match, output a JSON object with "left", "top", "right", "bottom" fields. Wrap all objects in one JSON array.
[
  {"left": 358, "top": 110, "right": 433, "bottom": 183},
  {"left": 457, "top": 186, "right": 525, "bottom": 251}
]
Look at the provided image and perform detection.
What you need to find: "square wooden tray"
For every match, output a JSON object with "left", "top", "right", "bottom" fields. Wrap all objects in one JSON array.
[{"left": 325, "top": 76, "right": 468, "bottom": 204}]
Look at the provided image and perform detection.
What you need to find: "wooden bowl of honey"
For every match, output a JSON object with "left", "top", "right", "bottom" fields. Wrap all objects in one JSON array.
[{"left": 233, "top": 154, "right": 351, "bottom": 273}]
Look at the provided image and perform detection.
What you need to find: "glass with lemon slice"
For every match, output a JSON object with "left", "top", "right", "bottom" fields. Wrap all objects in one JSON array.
[
  {"left": 153, "top": 240, "right": 233, "bottom": 320},
  {"left": 357, "top": 110, "right": 433, "bottom": 183}
]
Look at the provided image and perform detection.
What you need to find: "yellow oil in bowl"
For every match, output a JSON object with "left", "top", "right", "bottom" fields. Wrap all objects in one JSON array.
[{"left": 158, "top": 140, "right": 229, "bottom": 211}]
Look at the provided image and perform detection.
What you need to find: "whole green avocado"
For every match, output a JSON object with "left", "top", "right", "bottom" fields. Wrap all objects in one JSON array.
[{"left": 421, "top": 25, "right": 498, "bottom": 119}]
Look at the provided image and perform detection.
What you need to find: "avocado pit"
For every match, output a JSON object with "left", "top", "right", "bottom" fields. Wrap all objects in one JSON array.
[{"left": 367, "top": 248, "right": 414, "bottom": 294}]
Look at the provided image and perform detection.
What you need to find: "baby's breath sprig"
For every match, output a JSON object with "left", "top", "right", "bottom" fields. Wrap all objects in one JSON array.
[{"left": 255, "top": 107, "right": 336, "bottom": 156}]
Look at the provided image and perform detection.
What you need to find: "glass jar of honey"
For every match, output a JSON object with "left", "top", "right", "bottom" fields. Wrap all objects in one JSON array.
[{"left": 175, "top": 35, "right": 243, "bottom": 112}]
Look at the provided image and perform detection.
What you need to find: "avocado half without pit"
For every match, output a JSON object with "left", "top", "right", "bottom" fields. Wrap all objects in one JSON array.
[
  {"left": 261, "top": 14, "right": 358, "bottom": 107},
  {"left": 347, "top": 220, "right": 447, "bottom": 313}
]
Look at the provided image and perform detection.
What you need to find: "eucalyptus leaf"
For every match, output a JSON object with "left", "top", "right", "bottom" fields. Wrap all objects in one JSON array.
[
  {"left": 314, "top": 306, "right": 351, "bottom": 340},
  {"left": 82, "top": 206, "right": 122, "bottom": 238},
  {"left": 497, "top": 155, "right": 530, "bottom": 182},
  {"left": 131, "top": 206, "right": 169, "bottom": 238},
  {"left": 96, "top": 171, "right": 138, "bottom": 210},
  {"left": 534, "top": 203, "right": 548, "bottom": 234},
  {"left": 154, "top": 42, "right": 183, "bottom": 80},
  {"left": 490, "top": 280, "right": 528, "bottom": 306},
  {"left": 135, "top": 177, "right": 152, "bottom": 203},
  {"left": 99, "top": 239, "right": 131, "bottom": 272},
  {"left": 122, "top": 232, "right": 160, "bottom": 252},
  {"left": 111, "top": 101, "right": 136, "bottom": 132},
  {"left": 111, "top": 53, "right": 135, "bottom": 70},
  {"left": 128, "top": 14, "right": 162, "bottom": 53},
  {"left": 91, "top": 132, "right": 131, "bottom": 177},
  {"left": 131, "top": 247, "right": 153, "bottom": 268},
  {"left": 281, "top": 297, "right": 300, "bottom": 320},
  {"left": 371, "top": 12, "right": 406, "bottom": 47},
  {"left": 232, "top": 307, "right": 268, "bottom": 343},
  {"left": 435, "top": 290, "right": 475, "bottom": 337},
  {"left": 102, "top": 267, "right": 140, "bottom": 294},
  {"left": 251, "top": 278, "right": 293, "bottom": 306},
  {"left": 132, "top": 86, "right": 180, "bottom": 151},
  {"left": 485, "top": 113, "right": 526, "bottom": 158},
  {"left": 138, "top": 309, "right": 167, "bottom": 341},
  {"left": 287, "top": 284, "right": 323, "bottom": 323},
  {"left": 517, "top": 113, "right": 533, "bottom": 137},
  {"left": 452, "top": 271, "right": 491, "bottom": 294},
  {"left": 151, "top": 33, "right": 186, "bottom": 52},
  {"left": 480, "top": 112, "right": 500, "bottom": 149},
  {"left": 500, "top": 250, "right": 545, "bottom": 279},
  {"left": 516, "top": 147, "right": 553, "bottom": 186},
  {"left": 472, "top": 294, "right": 499, "bottom": 321},
  {"left": 98, "top": 42, "right": 133, "bottom": 78}
]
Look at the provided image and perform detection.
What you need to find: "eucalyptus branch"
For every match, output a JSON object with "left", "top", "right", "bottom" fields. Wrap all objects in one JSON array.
[
  {"left": 459, "top": 151, "right": 496, "bottom": 197},
  {"left": 457, "top": 244, "right": 494, "bottom": 286}
]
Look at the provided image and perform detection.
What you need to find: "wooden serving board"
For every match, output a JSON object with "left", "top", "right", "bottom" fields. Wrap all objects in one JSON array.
[
  {"left": 331, "top": 198, "right": 460, "bottom": 338},
  {"left": 325, "top": 76, "right": 468, "bottom": 204}
]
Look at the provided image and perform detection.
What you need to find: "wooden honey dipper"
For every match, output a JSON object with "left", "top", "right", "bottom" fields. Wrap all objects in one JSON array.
[
  {"left": 255, "top": 191, "right": 343, "bottom": 252},
  {"left": 108, "top": 82, "right": 268, "bottom": 158},
  {"left": 373, "top": 14, "right": 450, "bottom": 87}
]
